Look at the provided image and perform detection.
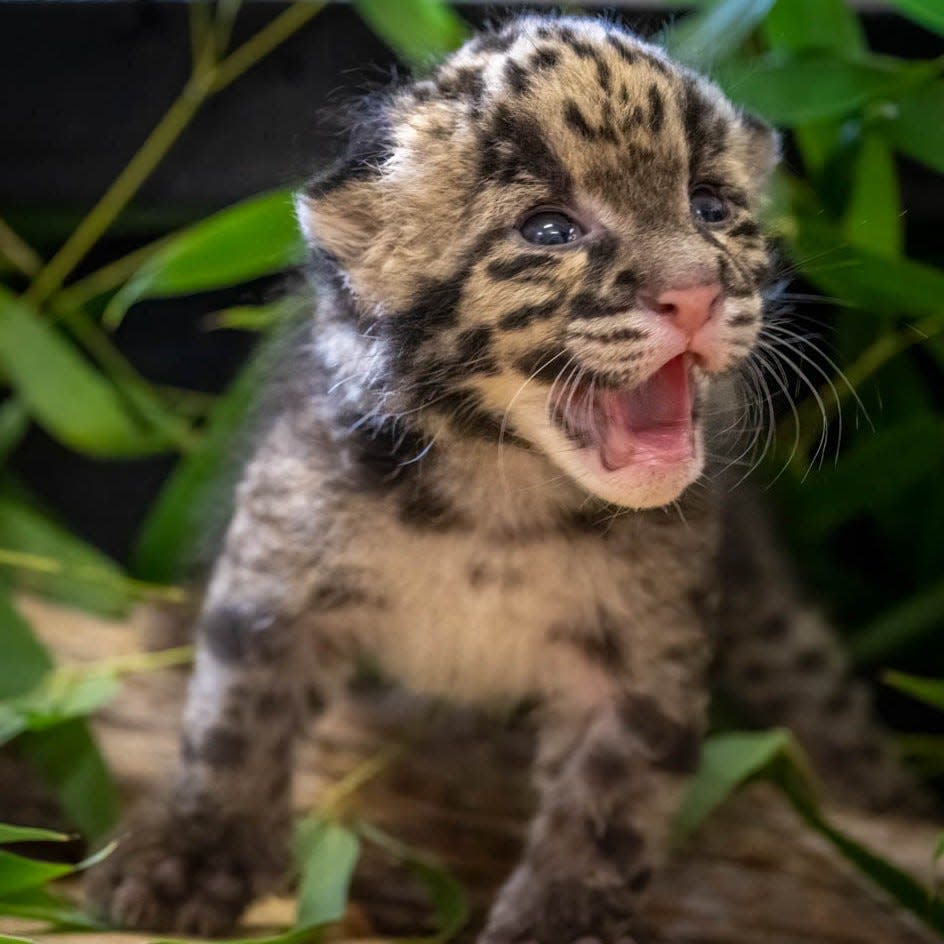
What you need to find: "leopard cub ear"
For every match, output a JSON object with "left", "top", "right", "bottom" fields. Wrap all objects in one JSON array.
[
  {"left": 294, "top": 167, "right": 384, "bottom": 266},
  {"left": 738, "top": 111, "right": 781, "bottom": 190}
]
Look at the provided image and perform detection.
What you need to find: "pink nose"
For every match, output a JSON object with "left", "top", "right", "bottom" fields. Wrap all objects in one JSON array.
[{"left": 643, "top": 282, "right": 722, "bottom": 336}]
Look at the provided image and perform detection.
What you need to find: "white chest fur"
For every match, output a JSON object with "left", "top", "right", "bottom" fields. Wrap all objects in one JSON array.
[{"left": 355, "top": 524, "right": 640, "bottom": 702}]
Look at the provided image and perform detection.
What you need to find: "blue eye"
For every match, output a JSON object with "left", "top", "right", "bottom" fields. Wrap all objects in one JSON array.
[
  {"left": 690, "top": 187, "right": 730, "bottom": 226},
  {"left": 519, "top": 210, "right": 584, "bottom": 246}
]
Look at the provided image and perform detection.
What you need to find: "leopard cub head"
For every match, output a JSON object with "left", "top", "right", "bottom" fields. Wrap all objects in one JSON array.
[{"left": 297, "top": 15, "right": 779, "bottom": 509}]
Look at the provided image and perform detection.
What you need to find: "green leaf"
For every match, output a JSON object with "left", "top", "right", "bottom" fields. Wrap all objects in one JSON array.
[
  {"left": 0, "top": 935, "right": 41, "bottom": 943},
  {"left": 673, "top": 729, "right": 800, "bottom": 839},
  {"left": 104, "top": 189, "right": 307, "bottom": 328},
  {"left": 664, "top": 0, "right": 777, "bottom": 70},
  {"left": 787, "top": 213, "right": 944, "bottom": 320},
  {"left": 407, "top": 857, "right": 469, "bottom": 942},
  {"left": 354, "top": 0, "right": 469, "bottom": 70},
  {"left": 843, "top": 133, "right": 902, "bottom": 257},
  {"left": 0, "top": 587, "right": 50, "bottom": 697},
  {"left": 294, "top": 819, "right": 360, "bottom": 929},
  {"left": 890, "top": 0, "right": 944, "bottom": 36},
  {"left": 934, "top": 833, "right": 944, "bottom": 866},
  {"left": 717, "top": 51, "right": 941, "bottom": 126},
  {"left": 0, "top": 885, "right": 105, "bottom": 931},
  {"left": 0, "top": 825, "right": 70, "bottom": 845},
  {"left": 16, "top": 724, "right": 118, "bottom": 841},
  {"left": 676, "top": 730, "right": 944, "bottom": 936},
  {"left": 0, "top": 400, "right": 28, "bottom": 462},
  {"left": 763, "top": 0, "right": 865, "bottom": 56},
  {"left": 151, "top": 929, "right": 318, "bottom": 944},
  {"left": 0, "top": 491, "right": 131, "bottom": 617},
  {"left": 851, "top": 579, "right": 944, "bottom": 667},
  {"left": 0, "top": 590, "right": 118, "bottom": 839},
  {"left": 0, "top": 851, "right": 72, "bottom": 898},
  {"left": 885, "top": 671, "right": 944, "bottom": 713},
  {"left": 762, "top": 0, "right": 865, "bottom": 172},
  {"left": 794, "top": 416, "right": 944, "bottom": 538},
  {"left": 0, "top": 842, "right": 113, "bottom": 918},
  {"left": 357, "top": 821, "right": 469, "bottom": 943},
  {"left": 0, "top": 673, "right": 120, "bottom": 749},
  {"left": 0, "top": 287, "right": 169, "bottom": 456},
  {"left": 885, "top": 80, "right": 944, "bottom": 174},
  {"left": 132, "top": 349, "right": 265, "bottom": 582},
  {"left": 207, "top": 296, "right": 305, "bottom": 332}
]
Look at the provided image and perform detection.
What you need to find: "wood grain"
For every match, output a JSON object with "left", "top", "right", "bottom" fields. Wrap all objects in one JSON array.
[{"left": 3, "top": 595, "right": 941, "bottom": 944}]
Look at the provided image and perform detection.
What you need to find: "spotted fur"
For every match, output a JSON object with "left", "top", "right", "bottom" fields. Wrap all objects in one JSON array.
[{"left": 86, "top": 16, "right": 915, "bottom": 941}]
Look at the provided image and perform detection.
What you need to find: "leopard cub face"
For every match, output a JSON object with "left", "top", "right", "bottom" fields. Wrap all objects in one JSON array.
[{"left": 297, "top": 15, "right": 779, "bottom": 509}]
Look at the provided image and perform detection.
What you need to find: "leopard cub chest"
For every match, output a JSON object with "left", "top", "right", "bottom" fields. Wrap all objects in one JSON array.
[{"left": 370, "top": 527, "right": 629, "bottom": 701}]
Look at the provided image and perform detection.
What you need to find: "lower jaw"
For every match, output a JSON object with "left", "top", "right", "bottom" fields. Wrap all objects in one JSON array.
[{"left": 566, "top": 430, "right": 703, "bottom": 509}]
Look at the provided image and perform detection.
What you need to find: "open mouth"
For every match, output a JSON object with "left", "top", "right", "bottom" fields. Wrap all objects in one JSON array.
[{"left": 550, "top": 354, "right": 696, "bottom": 471}]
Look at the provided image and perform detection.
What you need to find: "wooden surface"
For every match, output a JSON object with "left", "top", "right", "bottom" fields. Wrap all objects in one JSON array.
[{"left": 3, "top": 595, "right": 943, "bottom": 944}]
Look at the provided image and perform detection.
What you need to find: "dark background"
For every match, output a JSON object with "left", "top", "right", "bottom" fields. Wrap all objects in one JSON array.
[{"left": 2, "top": 0, "right": 942, "bottom": 641}]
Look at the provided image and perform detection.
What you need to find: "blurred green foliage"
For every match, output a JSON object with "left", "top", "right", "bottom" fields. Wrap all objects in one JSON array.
[{"left": 0, "top": 0, "right": 943, "bottom": 939}]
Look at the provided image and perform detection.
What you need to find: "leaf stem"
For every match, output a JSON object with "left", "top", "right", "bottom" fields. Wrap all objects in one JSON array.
[
  {"left": 0, "top": 546, "right": 189, "bottom": 604},
  {"left": 0, "top": 216, "right": 43, "bottom": 277},
  {"left": 53, "top": 236, "right": 170, "bottom": 311},
  {"left": 55, "top": 305, "right": 197, "bottom": 452},
  {"left": 315, "top": 745, "right": 403, "bottom": 822},
  {"left": 209, "top": 2, "right": 326, "bottom": 94},
  {"left": 22, "top": 2, "right": 322, "bottom": 309},
  {"left": 23, "top": 76, "right": 213, "bottom": 309}
]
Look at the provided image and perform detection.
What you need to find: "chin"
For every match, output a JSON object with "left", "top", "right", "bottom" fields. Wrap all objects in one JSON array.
[
  {"left": 538, "top": 420, "right": 705, "bottom": 508},
  {"left": 512, "top": 352, "right": 708, "bottom": 509}
]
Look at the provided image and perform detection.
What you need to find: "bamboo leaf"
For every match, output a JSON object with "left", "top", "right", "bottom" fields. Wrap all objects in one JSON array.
[
  {"left": 357, "top": 821, "right": 469, "bottom": 942},
  {"left": 294, "top": 819, "right": 360, "bottom": 929},
  {"left": 0, "top": 590, "right": 118, "bottom": 839},
  {"left": 132, "top": 350, "right": 265, "bottom": 582},
  {"left": 152, "top": 929, "right": 318, "bottom": 944},
  {"left": 843, "top": 133, "right": 903, "bottom": 257},
  {"left": 673, "top": 729, "right": 798, "bottom": 839},
  {"left": 793, "top": 416, "right": 944, "bottom": 538},
  {"left": 761, "top": 0, "right": 865, "bottom": 172},
  {"left": 0, "top": 674, "right": 120, "bottom": 749},
  {"left": 0, "top": 842, "right": 113, "bottom": 925},
  {"left": 676, "top": 730, "right": 944, "bottom": 935},
  {"left": 890, "top": 0, "right": 944, "bottom": 36},
  {"left": 0, "top": 288, "right": 170, "bottom": 456},
  {"left": 885, "top": 671, "right": 944, "bottom": 713},
  {"left": 0, "top": 825, "right": 70, "bottom": 845},
  {"left": 787, "top": 212, "right": 944, "bottom": 320},
  {"left": 104, "top": 189, "right": 306, "bottom": 328},
  {"left": 763, "top": 0, "right": 865, "bottom": 55},
  {"left": 0, "top": 490, "right": 131, "bottom": 617},
  {"left": 353, "top": 0, "right": 468, "bottom": 70},
  {"left": 851, "top": 580, "right": 944, "bottom": 667},
  {"left": 885, "top": 80, "right": 944, "bottom": 174},
  {"left": 664, "top": 0, "right": 777, "bottom": 70},
  {"left": 0, "top": 885, "right": 105, "bottom": 931},
  {"left": 17, "top": 726, "right": 119, "bottom": 840},
  {"left": 207, "top": 295, "right": 307, "bottom": 332},
  {"left": 717, "top": 52, "right": 941, "bottom": 126},
  {"left": 0, "top": 401, "right": 28, "bottom": 462},
  {"left": 0, "top": 852, "right": 72, "bottom": 899}
]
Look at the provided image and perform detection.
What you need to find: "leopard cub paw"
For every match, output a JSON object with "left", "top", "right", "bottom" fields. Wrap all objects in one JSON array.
[{"left": 85, "top": 800, "right": 287, "bottom": 936}]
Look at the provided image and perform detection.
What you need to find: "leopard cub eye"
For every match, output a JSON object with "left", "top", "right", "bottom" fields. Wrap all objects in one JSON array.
[
  {"left": 690, "top": 187, "right": 731, "bottom": 226},
  {"left": 518, "top": 210, "right": 584, "bottom": 246}
]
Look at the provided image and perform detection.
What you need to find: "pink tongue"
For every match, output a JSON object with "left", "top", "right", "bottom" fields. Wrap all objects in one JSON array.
[{"left": 599, "top": 355, "right": 693, "bottom": 470}]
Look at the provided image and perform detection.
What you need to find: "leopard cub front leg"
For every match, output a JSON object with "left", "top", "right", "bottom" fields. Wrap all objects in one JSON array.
[
  {"left": 85, "top": 594, "right": 311, "bottom": 936},
  {"left": 482, "top": 659, "right": 706, "bottom": 944}
]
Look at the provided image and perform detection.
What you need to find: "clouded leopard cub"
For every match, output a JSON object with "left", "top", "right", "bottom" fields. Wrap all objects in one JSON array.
[{"left": 88, "top": 15, "right": 916, "bottom": 942}]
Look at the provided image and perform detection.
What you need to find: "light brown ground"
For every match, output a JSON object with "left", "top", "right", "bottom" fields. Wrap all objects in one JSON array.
[{"left": 3, "top": 595, "right": 942, "bottom": 944}]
